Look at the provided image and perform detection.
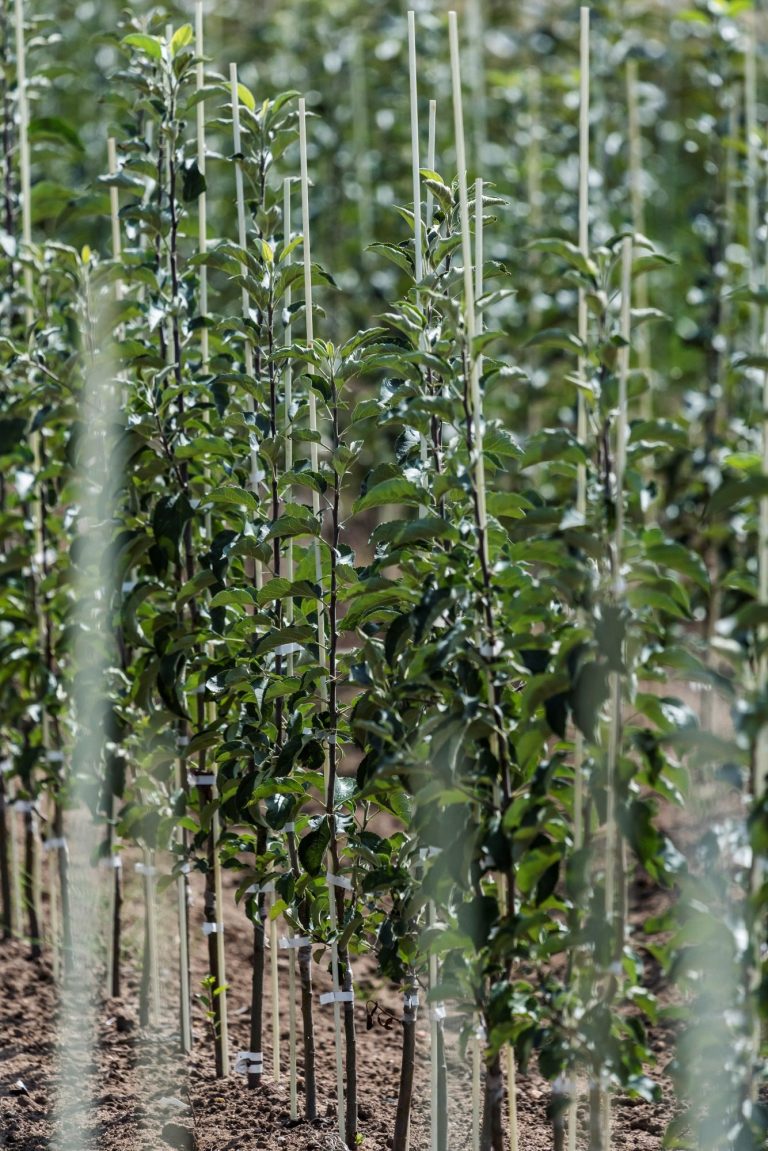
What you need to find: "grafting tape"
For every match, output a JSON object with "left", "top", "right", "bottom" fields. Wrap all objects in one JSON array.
[
  {"left": 43, "top": 837, "right": 67, "bottom": 851},
  {"left": 319, "top": 990, "right": 354, "bottom": 1005},
  {"left": 45, "top": 750, "right": 64, "bottom": 763},
  {"left": 188, "top": 772, "right": 215, "bottom": 787},
  {"left": 13, "top": 800, "right": 33, "bottom": 813},
  {"left": 279, "top": 935, "right": 311, "bottom": 949},
  {"left": 326, "top": 871, "right": 353, "bottom": 891},
  {"left": 429, "top": 1004, "right": 446, "bottom": 1022},
  {"left": 404, "top": 993, "right": 419, "bottom": 1009},
  {"left": 234, "top": 1051, "right": 264, "bottom": 1074},
  {"left": 246, "top": 881, "right": 275, "bottom": 896},
  {"left": 135, "top": 862, "right": 157, "bottom": 877},
  {"left": 283, "top": 822, "right": 295, "bottom": 833},
  {"left": 0, "top": 759, "right": 11, "bottom": 773},
  {"left": 202, "top": 921, "right": 222, "bottom": 935}
]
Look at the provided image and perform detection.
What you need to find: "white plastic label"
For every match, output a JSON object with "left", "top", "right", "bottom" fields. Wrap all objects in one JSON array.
[
  {"left": 326, "top": 871, "right": 353, "bottom": 891},
  {"left": 279, "top": 935, "right": 311, "bottom": 949},
  {"left": 320, "top": 990, "right": 354, "bottom": 1005},
  {"left": 189, "top": 773, "right": 215, "bottom": 787},
  {"left": 234, "top": 1051, "right": 264, "bottom": 1074}
]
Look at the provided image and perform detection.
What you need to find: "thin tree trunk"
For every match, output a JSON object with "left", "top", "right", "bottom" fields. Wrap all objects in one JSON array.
[
  {"left": 481, "top": 1050, "right": 504, "bottom": 1151},
  {"left": 340, "top": 941, "right": 357, "bottom": 1148},
  {"left": 0, "top": 770, "right": 11, "bottom": 939},
  {"left": 248, "top": 825, "right": 268, "bottom": 1089},
  {"left": 139, "top": 911, "right": 150, "bottom": 1026},
  {"left": 298, "top": 938, "right": 317, "bottom": 1118},
  {"left": 204, "top": 832, "right": 225, "bottom": 1076},
  {"left": 111, "top": 860, "right": 122, "bottom": 997},
  {"left": 589, "top": 1077, "right": 602, "bottom": 1151},
  {"left": 23, "top": 809, "right": 40, "bottom": 959},
  {"left": 437, "top": 1022, "right": 448, "bottom": 1151},
  {"left": 52, "top": 802, "right": 72, "bottom": 971},
  {"left": 393, "top": 984, "right": 418, "bottom": 1151}
]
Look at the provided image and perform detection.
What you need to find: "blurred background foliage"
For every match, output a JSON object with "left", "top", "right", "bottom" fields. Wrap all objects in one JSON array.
[{"left": 13, "top": 0, "right": 764, "bottom": 380}]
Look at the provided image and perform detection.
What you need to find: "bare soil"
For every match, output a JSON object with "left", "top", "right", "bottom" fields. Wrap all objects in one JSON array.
[{"left": 0, "top": 845, "right": 682, "bottom": 1151}]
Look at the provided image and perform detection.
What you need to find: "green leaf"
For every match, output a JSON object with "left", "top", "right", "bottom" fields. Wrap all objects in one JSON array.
[
  {"left": 157, "top": 653, "right": 189, "bottom": 719},
  {"left": 236, "top": 82, "right": 256, "bottom": 112},
  {"left": 353, "top": 478, "right": 424, "bottom": 514},
  {"left": 367, "top": 242, "right": 413, "bottom": 275},
  {"left": 29, "top": 117, "right": 83, "bottom": 153},
  {"left": 182, "top": 159, "right": 207, "bottom": 203},
  {"left": 644, "top": 540, "right": 709, "bottom": 591},
  {"left": 486, "top": 491, "right": 532, "bottom": 519},
  {"left": 265, "top": 513, "right": 320, "bottom": 541},
  {"left": 203, "top": 486, "right": 259, "bottom": 515},
  {"left": 370, "top": 516, "right": 459, "bottom": 549},
  {"left": 121, "top": 32, "right": 163, "bottom": 59},
  {"left": 525, "top": 327, "right": 585, "bottom": 354},
  {"left": 521, "top": 428, "right": 587, "bottom": 468},
  {"left": 169, "top": 23, "right": 193, "bottom": 58},
  {"left": 0, "top": 418, "right": 27, "bottom": 455},
  {"left": 527, "top": 237, "right": 597, "bottom": 278},
  {"left": 298, "top": 820, "right": 330, "bottom": 877},
  {"left": 254, "top": 625, "right": 315, "bottom": 656}
]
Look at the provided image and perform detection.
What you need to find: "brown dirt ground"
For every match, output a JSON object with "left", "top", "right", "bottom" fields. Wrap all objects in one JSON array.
[{"left": 0, "top": 833, "right": 683, "bottom": 1151}]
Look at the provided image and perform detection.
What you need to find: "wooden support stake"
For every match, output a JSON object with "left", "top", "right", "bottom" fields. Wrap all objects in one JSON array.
[{"left": 299, "top": 97, "right": 346, "bottom": 1140}]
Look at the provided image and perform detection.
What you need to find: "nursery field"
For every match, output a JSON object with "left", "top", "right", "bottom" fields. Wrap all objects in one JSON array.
[{"left": 1, "top": 0, "right": 768, "bottom": 1149}]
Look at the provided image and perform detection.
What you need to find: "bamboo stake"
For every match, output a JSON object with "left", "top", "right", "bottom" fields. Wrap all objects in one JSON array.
[
  {"left": 104, "top": 136, "right": 126, "bottom": 1004},
  {"left": 749, "top": 123, "right": 768, "bottom": 1115},
  {"left": 160, "top": 19, "right": 195, "bottom": 1058},
  {"left": 449, "top": 10, "right": 487, "bottom": 552},
  {"left": 471, "top": 181, "right": 489, "bottom": 1151},
  {"left": 230, "top": 64, "right": 260, "bottom": 530},
  {"left": 350, "top": 31, "right": 373, "bottom": 247},
  {"left": 408, "top": 12, "right": 423, "bottom": 286},
  {"left": 527, "top": 69, "right": 543, "bottom": 236},
  {"left": 299, "top": 97, "right": 346, "bottom": 1139},
  {"left": 269, "top": 896, "right": 280, "bottom": 1082},
  {"left": 451, "top": 19, "right": 513, "bottom": 1149},
  {"left": 13, "top": 0, "right": 30, "bottom": 326},
  {"left": 574, "top": 5, "right": 590, "bottom": 844},
  {"left": 448, "top": 16, "right": 488, "bottom": 1148},
  {"left": 745, "top": 40, "right": 759, "bottom": 351},
  {"left": 425, "top": 100, "right": 437, "bottom": 227},
  {"left": 196, "top": 1, "right": 209, "bottom": 369},
  {"left": 16, "top": 0, "right": 51, "bottom": 971},
  {"left": 600, "top": 238, "right": 632, "bottom": 1151},
  {"left": 408, "top": 10, "right": 430, "bottom": 505},
  {"left": 282, "top": 177, "right": 300, "bottom": 1121},
  {"left": 568, "top": 14, "right": 590, "bottom": 1151},
  {"left": 626, "top": 60, "right": 651, "bottom": 420},
  {"left": 466, "top": 0, "right": 487, "bottom": 171}
]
